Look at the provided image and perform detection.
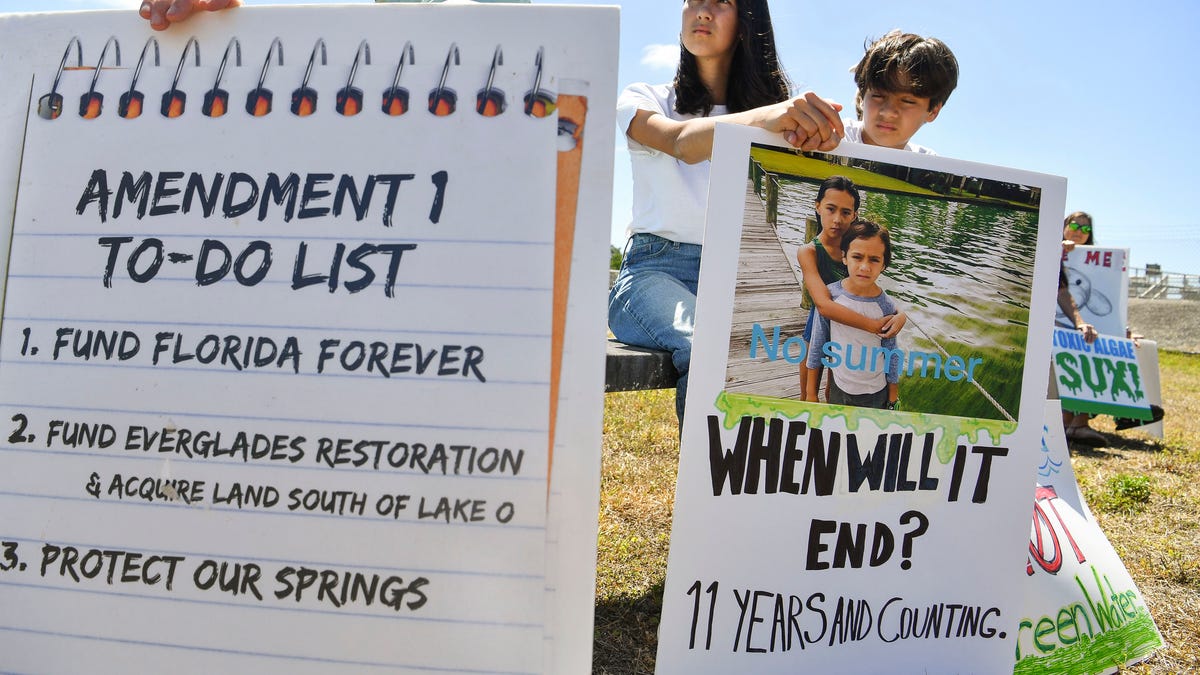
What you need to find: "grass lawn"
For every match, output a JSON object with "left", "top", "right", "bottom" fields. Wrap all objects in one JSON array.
[{"left": 594, "top": 351, "right": 1200, "bottom": 674}]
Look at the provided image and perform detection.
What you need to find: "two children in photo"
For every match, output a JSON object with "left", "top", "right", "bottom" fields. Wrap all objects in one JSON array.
[{"left": 802, "top": 198, "right": 901, "bottom": 411}]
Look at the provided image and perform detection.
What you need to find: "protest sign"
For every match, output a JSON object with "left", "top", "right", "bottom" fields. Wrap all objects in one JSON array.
[
  {"left": 656, "top": 127, "right": 1066, "bottom": 672},
  {"left": 0, "top": 6, "right": 617, "bottom": 672},
  {"left": 1055, "top": 245, "right": 1129, "bottom": 338},
  {"left": 1051, "top": 328, "right": 1152, "bottom": 420},
  {"left": 1015, "top": 401, "right": 1163, "bottom": 674}
]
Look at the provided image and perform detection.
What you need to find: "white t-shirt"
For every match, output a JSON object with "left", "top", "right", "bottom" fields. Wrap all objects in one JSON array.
[
  {"left": 617, "top": 82, "right": 726, "bottom": 245},
  {"left": 843, "top": 119, "right": 936, "bottom": 155}
]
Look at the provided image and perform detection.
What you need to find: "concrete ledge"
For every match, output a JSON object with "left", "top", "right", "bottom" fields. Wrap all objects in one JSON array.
[{"left": 605, "top": 339, "right": 679, "bottom": 393}]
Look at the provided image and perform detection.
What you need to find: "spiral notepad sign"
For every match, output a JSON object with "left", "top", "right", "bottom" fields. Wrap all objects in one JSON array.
[
  {"left": 37, "top": 34, "right": 560, "bottom": 123},
  {"left": 2, "top": 20, "right": 573, "bottom": 673}
]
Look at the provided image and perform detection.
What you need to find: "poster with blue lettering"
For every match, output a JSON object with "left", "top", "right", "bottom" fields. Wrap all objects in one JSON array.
[
  {"left": 0, "top": 5, "right": 617, "bottom": 673},
  {"left": 1051, "top": 328, "right": 1152, "bottom": 421},
  {"left": 1014, "top": 401, "right": 1162, "bottom": 674},
  {"left": 656, "top": 127, "right": 1067, "bottom": 672}
]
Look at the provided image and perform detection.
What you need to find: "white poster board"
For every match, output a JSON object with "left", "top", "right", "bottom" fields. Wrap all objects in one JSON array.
[
  {"left": 0, "top": 6, "right": 617, "bottom": 673},
  {"left": 656, "top": 127, "right": 1066, "bottom": 673},
  {"left": 1132, "top": 339, "right": 1164, "bottom": 438},
  {"left": 1015, "top": 401, "right": 1163, "bottom": 674},
  {"left": 1055, "top": 245, "right": 1129, "bottom": 338}
]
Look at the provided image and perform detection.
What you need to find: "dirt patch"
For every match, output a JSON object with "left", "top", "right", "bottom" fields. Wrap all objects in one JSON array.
[{"left": 1128, "top": 299, "right": 1200, "bottom": 353}]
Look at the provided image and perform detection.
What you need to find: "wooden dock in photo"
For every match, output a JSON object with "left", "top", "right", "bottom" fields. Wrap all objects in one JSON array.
[{"left": 723, "top": 185, "right": 807, "bottom": 399}]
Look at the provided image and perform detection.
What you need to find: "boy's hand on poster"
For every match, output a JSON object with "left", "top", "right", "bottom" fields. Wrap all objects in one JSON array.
[
  {"left": 140, "top": 0, "right": 242, "bottom": 31},
  {"left": 773, "top": 91, "right": 844, "bottom": 152},
  {"left": 878, "top": 310, "right": 907, "bottom": 339}
]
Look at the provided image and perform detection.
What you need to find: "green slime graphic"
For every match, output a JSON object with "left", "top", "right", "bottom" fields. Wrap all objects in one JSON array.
[
  {"left": 715, "top": 391, "right": 1017, "bottom": 464},
  {"left": 1055, "top": 353, "right": 1145, "bottom": 403}
]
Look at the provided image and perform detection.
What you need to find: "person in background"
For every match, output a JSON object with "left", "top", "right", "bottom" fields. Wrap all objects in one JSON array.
[
  {"left": 1057, "top": 211, "right": 1106, "bottom": 446},
  {"left": 608, "top": 0, "right": 845, "bottom": 423},
  {"left": 1059, "top": 211, "right": 1165, "bottom": 437}
]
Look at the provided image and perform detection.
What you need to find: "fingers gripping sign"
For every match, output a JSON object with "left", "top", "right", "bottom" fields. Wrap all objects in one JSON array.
[
  {"left": 780, "top": 91, "right": 844, "bottom": 152},
  {"left": 140, "top": 0, "right": 243, "bottom": 32}
]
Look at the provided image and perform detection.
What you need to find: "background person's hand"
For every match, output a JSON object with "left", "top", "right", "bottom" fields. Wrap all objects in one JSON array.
[{"left": 140, "top": 0, "right": 242, "bottom": 31}]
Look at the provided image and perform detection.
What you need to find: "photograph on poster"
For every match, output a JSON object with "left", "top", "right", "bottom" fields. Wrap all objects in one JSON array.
[{"left": 725, "top": 143, "right": 1043, "bottom": 421}]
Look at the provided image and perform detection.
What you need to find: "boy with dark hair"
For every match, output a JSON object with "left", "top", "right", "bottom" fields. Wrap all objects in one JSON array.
[{"left": 847, "top": 30, "right": 959, "bottom": 153}]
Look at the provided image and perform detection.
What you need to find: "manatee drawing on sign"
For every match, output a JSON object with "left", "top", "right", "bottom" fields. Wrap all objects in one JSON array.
[
  {"left": 1055, "top": 265, "right": 1113, "bottom": 328},
  {"left": 1064, "top": 266, "right": 1112, "bottom": 316}
]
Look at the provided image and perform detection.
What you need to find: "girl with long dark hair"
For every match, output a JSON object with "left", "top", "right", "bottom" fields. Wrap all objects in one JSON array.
[{"left": 608, "top": 0, "right": 844, "bottom": 421}]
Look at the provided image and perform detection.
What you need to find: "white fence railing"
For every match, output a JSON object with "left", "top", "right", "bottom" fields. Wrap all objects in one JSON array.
[{"left": 1129, "top": 266, "right": 1200, "bottom": 300}]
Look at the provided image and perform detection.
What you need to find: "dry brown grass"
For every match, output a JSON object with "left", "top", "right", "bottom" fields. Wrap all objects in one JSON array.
[
  {"left": 593, "top": 389, "right": 677, "bottom": 675},
  {"left": 1072, "top": 350, "right": 1200, "bottom": 673},
  {"left": 593, "top": 352, "right": 1200, "bottom": 674}
]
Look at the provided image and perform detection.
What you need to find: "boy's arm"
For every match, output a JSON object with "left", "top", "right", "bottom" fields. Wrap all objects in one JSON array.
[
  {"left": 871, "top": 279, "right": 906, "bottom": 338},
  {"left": 881, "top": 295, "right": 904, "bottom": 388},
  {"left": 878, "top": 293, "right": 906, "bottom": 338},
  {"left": 887, "top": 382, "right": 899, "bottom": 409},
  {"left": 883, "top": 333, "right": 902, "bottom": 387},
  {"left": 627, "top": 92, "right": 844, "bottom": 165},
  {"left": 798, "top": 245, "right": 889, "bottom": 333}
]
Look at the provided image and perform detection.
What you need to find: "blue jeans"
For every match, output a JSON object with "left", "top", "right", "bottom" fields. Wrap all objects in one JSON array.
[
  {"left": 828, "top": 376, "right": 889, "bottom": 410},
  {"left": 608, "top": 233, "right": 701, "bottom": 422}
]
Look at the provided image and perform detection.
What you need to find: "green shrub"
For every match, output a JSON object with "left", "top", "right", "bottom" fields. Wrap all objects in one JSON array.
[{"left": 1095, "top": 473, "right": 1152, "bottom": 513}]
